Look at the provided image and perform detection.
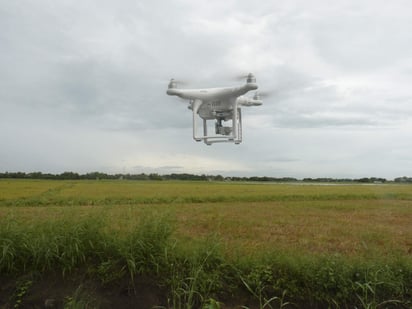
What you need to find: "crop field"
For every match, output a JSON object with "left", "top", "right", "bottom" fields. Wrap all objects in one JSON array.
[{"left": 1, "top": 179, "right": 412, "bottom": 308}]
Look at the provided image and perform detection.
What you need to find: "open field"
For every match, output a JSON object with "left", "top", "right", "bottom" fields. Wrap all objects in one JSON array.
[
  {"left": 1, "top": 179, "right": 412, "bottom": 308},
  {"left": 1, "top": 179, "right": 412, "bottom": 256}
]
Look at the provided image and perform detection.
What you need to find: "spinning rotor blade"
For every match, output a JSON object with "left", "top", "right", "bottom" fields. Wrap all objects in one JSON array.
[
  {"left": 254, "top": 90, "right": 273, "bottom": 99},
  {"left": 169, "top": 78, "right": 189, "bottom": 86},
  {"left": 168, "top": 78, "right": 190, "bottom": 91},
  {"left": 233, "top": 74, "right": 249, "bottom": 81},
  {"left": 175, "top": 79, "right": 189, "bottom": 85},
  {"left": 232, "top": 72, "right": 255, "bottom": 81}
]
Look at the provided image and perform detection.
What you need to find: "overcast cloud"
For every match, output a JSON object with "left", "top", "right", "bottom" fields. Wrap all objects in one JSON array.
[{"left": 1, "top": 0, "right": 411, "bottom": 179}]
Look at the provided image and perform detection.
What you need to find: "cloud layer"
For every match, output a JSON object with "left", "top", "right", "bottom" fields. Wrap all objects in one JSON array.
[{"left": 1, "top": 0, "right": 411, "bottom": 178}]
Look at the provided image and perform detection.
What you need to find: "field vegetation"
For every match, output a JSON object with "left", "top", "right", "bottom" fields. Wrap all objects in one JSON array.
[{"left": 0, "top": 179, "right": 411, "bottom": 308}]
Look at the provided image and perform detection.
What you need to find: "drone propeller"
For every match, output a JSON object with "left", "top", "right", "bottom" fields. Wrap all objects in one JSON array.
[
  {"left": 168, "top": 78, "right": 190, "bottom": 90},
  {"left": 232, "top": 72, "right": 255, "bottom": 81},
  {"left": 233, "top": 74, "right": 248, "bottom": 81},
  {"left": 171, "top": 78, "right": 189, "bottom": 85},
  {"left": 253, "top": 90, "right": 272, "bottom": 99}
]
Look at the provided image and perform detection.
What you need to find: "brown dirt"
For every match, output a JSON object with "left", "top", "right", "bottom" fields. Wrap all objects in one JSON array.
[
  {"left": 0, "top": 272, "right": 258, "bottom": 309},
  {"left": 0, "top": 273, "right": 167, "bottom": 309}
]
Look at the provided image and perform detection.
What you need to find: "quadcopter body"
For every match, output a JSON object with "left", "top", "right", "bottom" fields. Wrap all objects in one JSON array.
[{"left": 166, "top": 73, "right": 262, "bottom": 145}]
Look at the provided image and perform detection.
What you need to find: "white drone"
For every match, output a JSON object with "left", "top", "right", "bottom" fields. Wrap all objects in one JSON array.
[{"left": 166, "top": 73, "right": 262, "bottom": 145}]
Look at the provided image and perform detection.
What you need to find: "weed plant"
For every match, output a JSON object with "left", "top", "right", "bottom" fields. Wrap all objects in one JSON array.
[
  {"left": 162, "top": 239, "right": 226, "bottom": 308},
  {"left": 1, "top": 210, "right": 411, "bottom": 308}
]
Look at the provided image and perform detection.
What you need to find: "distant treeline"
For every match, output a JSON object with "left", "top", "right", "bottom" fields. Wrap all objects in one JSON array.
[{"left": 0, "top": 171, "right": 411, "bottom": 183}]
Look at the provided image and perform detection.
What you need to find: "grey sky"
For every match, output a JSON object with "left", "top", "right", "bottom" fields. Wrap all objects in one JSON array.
[{"left": 1, "top": 0, "right": 411, "bottom": 179}]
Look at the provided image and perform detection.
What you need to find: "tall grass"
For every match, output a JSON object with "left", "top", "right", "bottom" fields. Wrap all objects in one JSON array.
[
  {"left": 162, "top": 239, "right": 226, "bottom": 309},
  {"left": 1, "top": 211, "right": 411, "bottom": 308},
  {"left": 0, "top": 213, "right": 110, "bottom": 275},
  {"left": 120, "top": 211, "right": 174, "bottom": 280}
]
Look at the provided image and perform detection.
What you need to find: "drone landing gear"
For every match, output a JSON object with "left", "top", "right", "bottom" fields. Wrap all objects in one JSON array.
[{"left": 192, "top": 105, "right": 243, "bottom": 145}]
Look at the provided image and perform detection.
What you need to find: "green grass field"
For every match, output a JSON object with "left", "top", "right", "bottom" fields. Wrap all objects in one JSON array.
[{"left": 1, "top": 179, "right": 411, "bottom": 308}]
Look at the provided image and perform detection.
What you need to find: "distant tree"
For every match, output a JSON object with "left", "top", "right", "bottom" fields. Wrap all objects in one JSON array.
[
  {"left": 148, "top": 173, "right": 162, "bottom": 180},
  {"left": 27, "top": 172, "right": 43, "bottom": 179},
  {"left": 59, "top": 172, "right": 80, "bottom": 180},
  {"left": 394, "top": 176, "right": 412, "bottom": 183}
]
